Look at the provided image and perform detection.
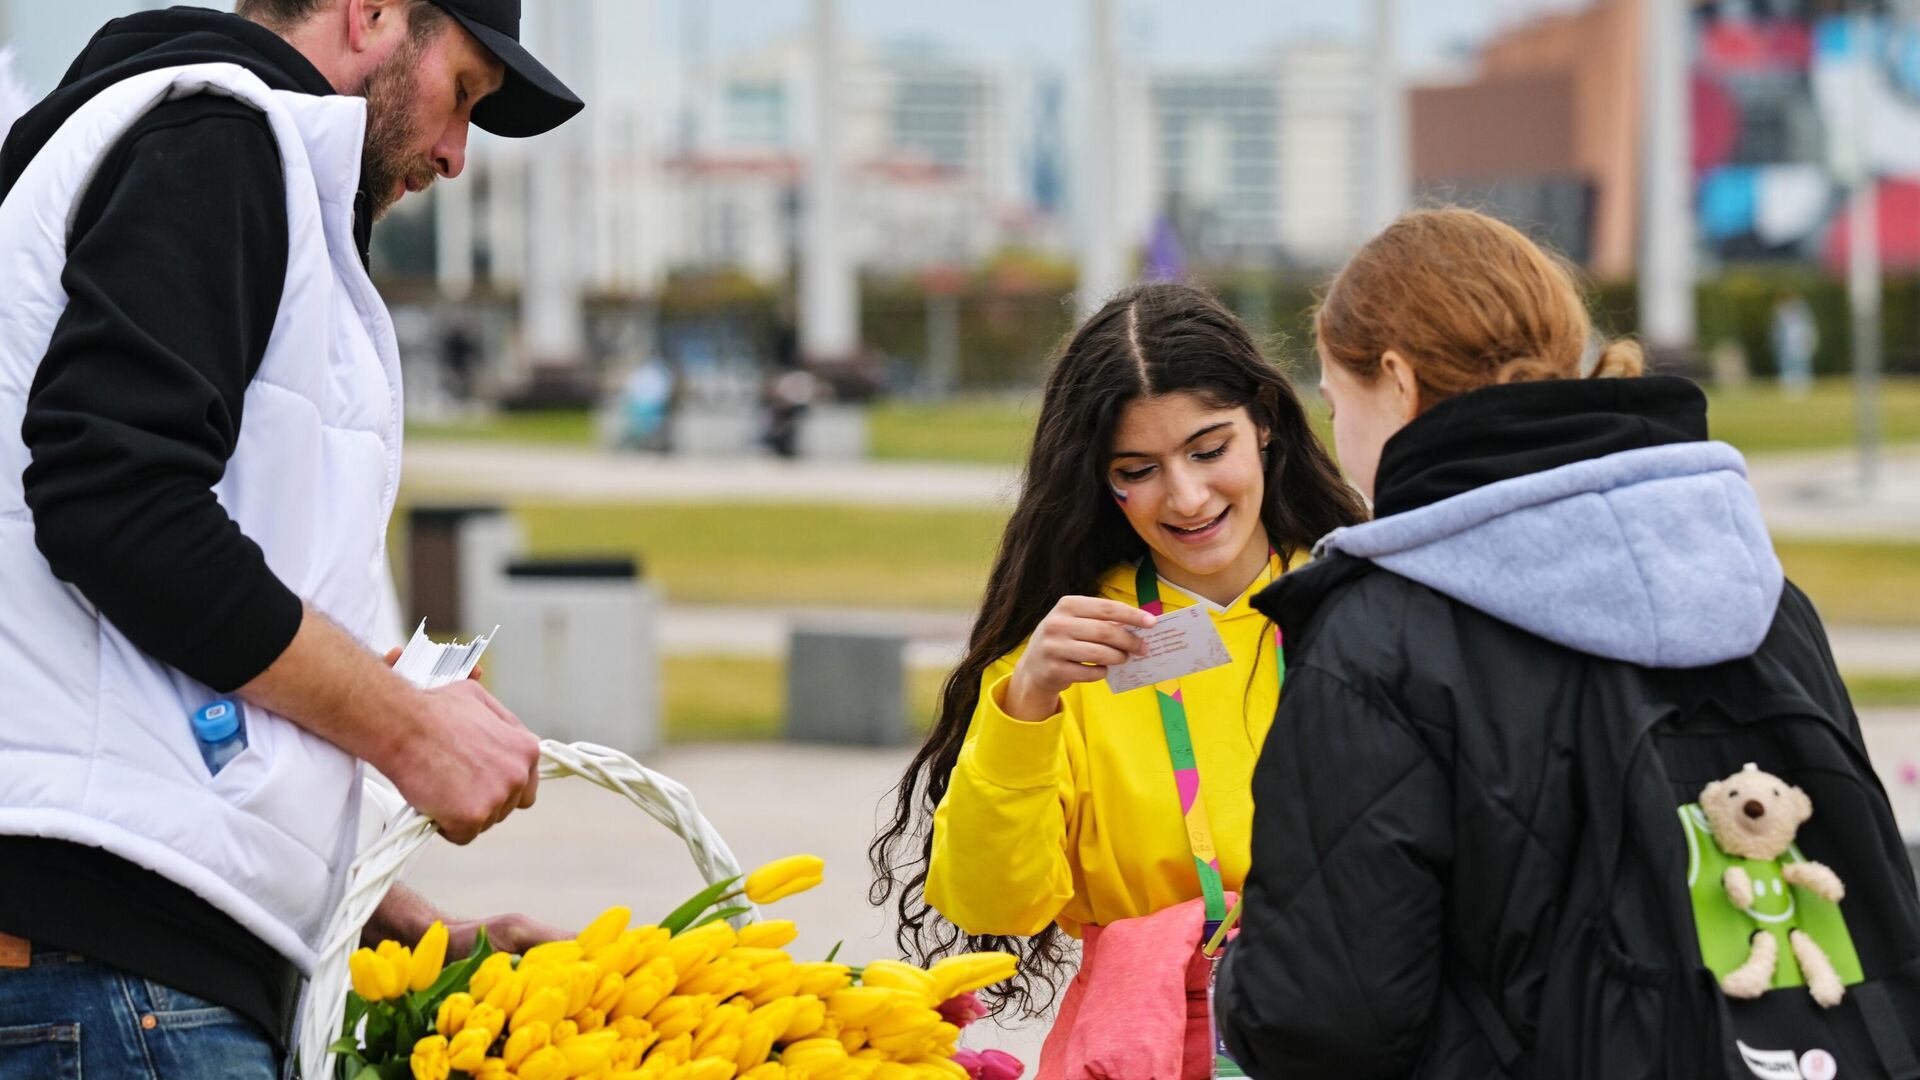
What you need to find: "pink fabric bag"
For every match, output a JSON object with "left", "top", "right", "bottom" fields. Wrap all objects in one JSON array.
[{"left": 1035, "top": 894, "right": 1237, "bottom": 1080}]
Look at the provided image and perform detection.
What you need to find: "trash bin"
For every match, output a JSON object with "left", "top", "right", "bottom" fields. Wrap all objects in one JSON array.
[
  {"left": 481, "top": 557, "right": 660, "bottom": 756},
  {"left": 406, "top": 504, "right": 522, "bottom": 636},
  {"left": 786, "top": 627, "right": 908, "bottom": 746}
]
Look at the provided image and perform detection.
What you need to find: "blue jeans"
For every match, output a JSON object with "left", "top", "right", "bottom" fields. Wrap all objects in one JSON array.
[{"left": 0, "top": 949, "right": 279, "bottom": 1079}]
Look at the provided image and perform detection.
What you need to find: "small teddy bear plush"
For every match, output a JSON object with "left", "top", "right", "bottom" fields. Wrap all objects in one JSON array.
[{"left": 1699, "top": 762, "right": 1847, "bottom": 1008}]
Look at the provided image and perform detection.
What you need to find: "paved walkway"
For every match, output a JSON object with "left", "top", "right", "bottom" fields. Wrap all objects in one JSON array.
[{"left": 396, "top": 707, "right": 1920, "bottom": 1066}]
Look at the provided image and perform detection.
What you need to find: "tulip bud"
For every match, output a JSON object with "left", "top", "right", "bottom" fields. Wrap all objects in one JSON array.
[
  {"left": 375, "top": 940, "right": 412, "bottom": 999},
  {"left": 408, "top": 921, "right": 448, "bottom": 993},
  {"left": 735, "top": 920, "right": 799, "bottom": 950},
  {"left": 468, "top": 952, "right": 514, "bottom": 1000},
  {"left": 348, "top": 948, "right": 390, "bottom": 1002},
  {"left": 435, "top": 991, "right": 475, "bottom": 1037},
  {"left": 743, "top": 855, "right": 826, "bottom": 905},
  {"left": 409, "top": 1034, "right": 450, "bottom": 1080},
  {"left": 446, "top": 1027, "right": 492, "bottom": 1071},
  {"left": 502, "top": 1020, "right": 551, "bottom": 1068},
  {"left": 463, "top": 1001, "right": 508, "bottom": 1044},
  {"left": 517, "top": 1045, "right": 568, "bottom": 1080},
  {"left": 512, "top": 986, "right": 569, "bottom": 1033},
  {"left": 577, "top": 905, "right": 632, "bottom": 953}
]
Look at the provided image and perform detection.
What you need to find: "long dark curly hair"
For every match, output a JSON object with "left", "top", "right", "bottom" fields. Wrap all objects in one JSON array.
[{"left": 867, "top": 282, "right": 1367, "bottom": 1017}]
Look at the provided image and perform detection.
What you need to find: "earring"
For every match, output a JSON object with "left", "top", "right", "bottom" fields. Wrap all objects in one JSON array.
[{"left": 1111, "top": 486, "right": 1128, "bottom": 503}]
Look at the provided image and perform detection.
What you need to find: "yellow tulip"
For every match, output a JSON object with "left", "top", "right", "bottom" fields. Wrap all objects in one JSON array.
[
  {"left": 735, "top": 920, "right": 798, "bottom": 950},
  {"left": 692, "top": 1002, "right": 749, "bottom": 1049},
  {"left": 522, "top": 940, "right": 586, "bottom": 969},
  {"left": 410, "top": 1034, "right": 451, "bottom": 1080},
  {"left": 349, "top": 948, "right": 393, "bottom": 1001},
  {"left": 613, "top": 973, "right": 672, "bottom": 1022},
  {"left": 376, "top": 940, "right": 413, "bottom": 998},
  {"left": 647, "top": 994, "right": 711, "bottom": 1041},
  {"left": 650, "top": 1033, "right": 695, "bottom": 1066},
  {"left": 826, "top": 987, "right": 905, "bottom": 1027},
  {"left": 576, "top": 1006, "right": 608, "bottom": 1032},
  {"left": 589, "top": 970, "right": 627, "bottom": 1013},
  {"left": 744, "top": 967, "right": 804, "bottom": 1007},
  {"left": 447, "top": 1026, "right": 492, "bottom": 1071},
  {"left": 469, "top": 952, "right": 515, "bottom": 1000},
  {"left": 411, "top": 920, "right": 449, "bottom": 992},
  {"left": 928, "top": 953, "right": 1018, "bottom": 1001},
  {"left": 733, "top": 1025, "right": 777, "bottom": 1072},
  {"left": 484, "top": 968, "right": 529, "bottom": 1014},
  {"left": 518, "top": 1045, "right": 569, "bottom": 1080},
  {"left": 578, "top": 905, "right": 633, "bottom": 953},
  {"left": 678, "top": 960, "right": 752, "bottom": 999},
  {"left": 435, "top": 991, "right": 475, "bottom": 1037},
  {"left": 741, "top": 1065, "right": 787, "bottom": 1080},
  {"left": 563, "top": 960, "right": 602, "bottom": 1016},
  {"left": 659, "top": 938, "right": 722, "bottom": 982},
  {"left": 558, "top": 1029, "right": 621, "bottom": 1074},
  {"left": 871, "top": 1065, "right": 916, "bottom": 1080},
  {"left": 671, "top": 1059, "right": 738, "bottom": 1080},
  {"left": 783, "top": 996, "right": 828, "bottom": 1042},
  {"left": 793, "top": 963, "right": 852, "bottom": 998},
  {"left": 858, "top": 962, "right": 936, "bottom": 1001},
  {"left": 503, "top": 1020, "right": 552, "bottom": 1068},
  {"left": 597, "top": 926, "right": 670, "bottom": 976},
  {"left": 512, "top": 986, "right": 570, "bottom": 1033},
  {"left": 553, "top": 1019, "right": 579, "bottom": 1043},
  {"left": 743, "top": 856, "right": 825, "bottom": 905},
  {"left": 781, "top": 1038, "right": 849, "bottom": 1070},
  {"left": 472, "top": 1057, "right": 513, "bottom": 1080},
  {"left": 464, "top": 1002, "right": 509, "bottom": 1044}
]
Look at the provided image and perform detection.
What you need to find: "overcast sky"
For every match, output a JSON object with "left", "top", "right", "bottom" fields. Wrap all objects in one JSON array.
[{"left": 4, "top": 0, "right": 1590, "bottom": 98}]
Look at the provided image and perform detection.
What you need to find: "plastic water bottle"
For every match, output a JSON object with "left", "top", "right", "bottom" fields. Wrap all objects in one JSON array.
[{"left": 191, "top": 699, "right": 247, "bottom": 775}]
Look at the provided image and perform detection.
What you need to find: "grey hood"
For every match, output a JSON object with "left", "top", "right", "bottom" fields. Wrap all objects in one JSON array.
[{"left": 1315, "top": 441, "right": 1784, "bottom": 668}]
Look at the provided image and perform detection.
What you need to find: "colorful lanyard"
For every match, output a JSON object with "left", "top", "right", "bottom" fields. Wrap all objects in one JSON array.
[{"left": 1134, "top": 553, "right": 1282, "bottom": 925}]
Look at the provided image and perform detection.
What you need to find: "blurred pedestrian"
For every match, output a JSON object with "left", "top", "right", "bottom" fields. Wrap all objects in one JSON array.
[
  {"left": 0, "top": 2, "right": 582, "bottom": 1074},
  {"left": 1215, "top": 208, "right": 1917, "bottom": 1077},
  {"left": 872, "top": 283, "right": 1367, "bottom": 1077},
  {"left": 1772, "top": 291, "right": 1817, "bottom": 399}
]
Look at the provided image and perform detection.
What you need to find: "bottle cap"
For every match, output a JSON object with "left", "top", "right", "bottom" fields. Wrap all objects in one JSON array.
[{"left": 192, "top": 699, "right": 240, "bottom": 742}]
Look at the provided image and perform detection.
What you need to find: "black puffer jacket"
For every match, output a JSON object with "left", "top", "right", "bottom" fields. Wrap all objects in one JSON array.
[{"left": 1213, "top": 377, "right": 1902, "bottom": 1077}]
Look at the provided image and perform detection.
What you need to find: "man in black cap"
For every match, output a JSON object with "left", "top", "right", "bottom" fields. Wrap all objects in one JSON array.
[{"left": 0, "top": 3, "right": 582, "bottom": 1075}]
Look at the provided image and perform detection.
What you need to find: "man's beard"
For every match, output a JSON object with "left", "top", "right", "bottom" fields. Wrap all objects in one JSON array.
[{"left": 356, "top": 34, "right": 437, "bottom": 221}]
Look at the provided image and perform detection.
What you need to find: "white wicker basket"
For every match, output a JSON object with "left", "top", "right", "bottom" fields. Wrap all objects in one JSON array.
[{"left": 295, "top": 739, "right": 754, "bottom": 1079}]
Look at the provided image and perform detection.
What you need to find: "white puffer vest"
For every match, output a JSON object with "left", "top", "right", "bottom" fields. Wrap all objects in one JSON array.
[{"left": 0, "top": 63, "right": 401, "bottom": 973}]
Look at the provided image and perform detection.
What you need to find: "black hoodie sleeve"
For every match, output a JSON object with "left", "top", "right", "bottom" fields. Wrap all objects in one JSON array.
[{"left": 21, "top": 96, "right": 303, "bottom": 692}]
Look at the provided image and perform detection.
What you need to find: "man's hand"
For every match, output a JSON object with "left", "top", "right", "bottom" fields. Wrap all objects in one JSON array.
[
  {"left": 364, "top": 883, "right": 567, "bottom": 958},
  {"left": 383, "top": 680, "right": 541, "bottom": 844},
  {"left": 238, "top": 605, "right": 540, "bottom": 845}
]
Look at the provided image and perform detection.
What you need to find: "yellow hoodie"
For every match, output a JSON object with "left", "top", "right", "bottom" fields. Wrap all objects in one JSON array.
[{"left": 926, "top": 552, "right": 1287, "bottom": 939}]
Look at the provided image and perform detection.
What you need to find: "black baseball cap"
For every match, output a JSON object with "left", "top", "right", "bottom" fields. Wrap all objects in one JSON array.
[{"left": 425, "top": 0, "right": 583, "bottom": 137}]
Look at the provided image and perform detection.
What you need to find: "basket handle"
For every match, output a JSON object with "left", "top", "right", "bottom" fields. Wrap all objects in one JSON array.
[{"left": 295, "top": 739, "right": 753, "bottom": 1079}]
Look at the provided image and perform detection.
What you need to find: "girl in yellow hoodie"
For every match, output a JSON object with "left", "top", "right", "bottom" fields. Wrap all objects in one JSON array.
[{"left": 870, "top": 283, "right": 1368, "bottom": 1045}]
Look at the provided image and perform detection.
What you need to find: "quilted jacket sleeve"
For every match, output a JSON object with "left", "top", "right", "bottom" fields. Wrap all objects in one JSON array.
[{"left": 1215, "top": 664, "right": 1453, "bottom": 1078}]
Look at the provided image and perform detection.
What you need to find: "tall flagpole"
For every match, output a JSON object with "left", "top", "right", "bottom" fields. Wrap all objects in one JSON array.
[{"left": 1640, "top": 0, "right": 1696, "bottom": 366}]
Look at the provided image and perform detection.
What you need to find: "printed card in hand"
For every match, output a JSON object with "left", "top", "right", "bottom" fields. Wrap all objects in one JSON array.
[{"left": 1106, "top": 604, "right": 1233, "bottom": 694}]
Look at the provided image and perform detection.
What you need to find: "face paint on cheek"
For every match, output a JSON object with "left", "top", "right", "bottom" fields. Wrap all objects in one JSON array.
[{"left": 1110, "top": 486, "right": 1128, "bottom": 503}]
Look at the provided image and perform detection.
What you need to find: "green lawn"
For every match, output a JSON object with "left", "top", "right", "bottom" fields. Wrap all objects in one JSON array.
[
  {"left": 410, "top": 409, "right": 597, "bottom": 446},
  {"left": 408, "top": 378, "right": 1918, "bottom": 463},
  {"left": 518, "top": 501, "right": 1004, "bottom": 609},
  {"left": 1776, "top": 538, "right": 1920, "bottom": 627},
  {"left": 1846, "top": 673, "right": 1920, "bottom": 707},
  {"left": 1705, "top": 378, "right": 1920, "bottom": 455},
  {"left": 665, "top": 655, "right": 947, "bottom": 741},
  {"left": 504, "top": 503, "right": 1920, "bottom": 631}
]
